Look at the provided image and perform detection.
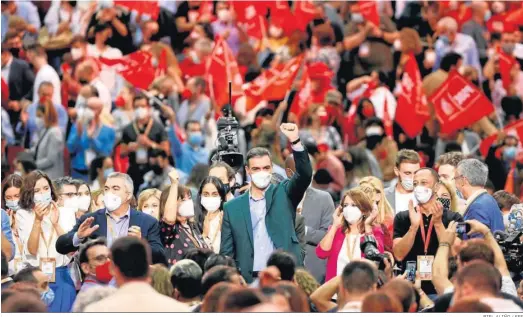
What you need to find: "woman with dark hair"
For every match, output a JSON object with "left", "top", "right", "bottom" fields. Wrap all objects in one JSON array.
[
  {"left": 159, "top": 170, "right": 208, "bottom": 266},
  {"left": 74, "top": 180, "right": 92, "bottom": 219},
  {"left": 2, "top": 174, "right": 23, "bottom": 274},
  {"left": 27, "top": 101, "right": 65, "bottom": 180},
  {"left": 88, "top": 156, "right": 114, "bottom": 191},
  {"left": 199, "top": 176, "right": 226, "bottom": 253},
  {"left": 16, "top": 170, "right": 77, "bottom": 312}
]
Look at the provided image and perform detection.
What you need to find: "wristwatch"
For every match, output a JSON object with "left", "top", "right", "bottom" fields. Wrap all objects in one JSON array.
[{"left": 291, "top": 138, "right": 301, "bottom": 145}]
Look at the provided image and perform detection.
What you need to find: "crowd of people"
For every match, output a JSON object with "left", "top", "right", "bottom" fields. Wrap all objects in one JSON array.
[{"left": 1, "top": 0, "right": 523, "bottom": 313}]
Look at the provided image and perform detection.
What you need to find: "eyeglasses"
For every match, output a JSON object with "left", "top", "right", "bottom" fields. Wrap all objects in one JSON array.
[
  {"left": 90, "top": 255, "right": 109, "bottom": 263},
  {"left": 61, "top": 192, "right": 78, "bottom": 198}
]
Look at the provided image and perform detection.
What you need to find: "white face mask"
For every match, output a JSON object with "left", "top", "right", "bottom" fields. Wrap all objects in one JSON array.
[
  {"left": 250, "top": 171, "right": 272, "bottom": 189},
  {"left": 135, "top": 107, "right": 149, "bottom": 120},
  {"left": 77, "top": 196, "right": 91, "bottom": 211},
  {"left": 63, "top": 196, "right": 79, "bottom": 211},
  {"left": 142, "top": 208, "right": 155, "bottom": 216},
  {"left": 5, "top": 200, "right": 20, "bottom": 211},
  {"left": 34, "top": 191, "right": 52, "bottom": 208},
  {"left": 178, "top": 199, "right": 195, "bottom": 217},
  {"left": 269, "top": 26, "right": 283, "bottom": 38},
  {"left": 104, "top": 192, "right": 123, "bottom": 212},
  {"left": 343, "top": 206, "right": 362, "bottom": 225},
  {"left": 400, "top": 176, "right": 414, "bottom": 191},
  {"left": 414, "top": 186, "right": 433, "bottom": 204},
  {"left": 59, "top": 8, "right": 71, "bottom": 22},
  {"left": 71, "top": 47, "right": 84, "bottom": 61},
  {"left": 201, "top": 196, "right": 221, "bottom": 213},
  {"left": 393, "top": 39, "right": 402, "bottom": 51}
]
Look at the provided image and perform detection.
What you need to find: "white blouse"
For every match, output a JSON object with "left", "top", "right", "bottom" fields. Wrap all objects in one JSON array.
[
  {"left": 15, "top": 207, "right": 77, "bottom": 269},
  {"left": 207, "top": 214, "right": 222, "bottom": 254},
  {"left": 336, "top": 233, "right": 362, "bottom": 277}
]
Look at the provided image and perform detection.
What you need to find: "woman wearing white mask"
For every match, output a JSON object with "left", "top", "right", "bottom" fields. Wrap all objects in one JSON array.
[
  {"left": 75, "top": 181, "right": 93, "bottom": 219},
  {"left": 316, "top": 188, "right": 385, "bottom": 282},
  {"left": 160, "top": 170, "right": 208, "bottom": 266},
  {"left": 198, "top": 176, "right": 226, "bottom": 253},
  {"left": 27, "top": 101, "right": 65, "bottom": 180},
  {"left": 16, "top": 170, "right": 77, "bottom": 312},
  {"left": 210, "top": 1, "right": 246, "bottom": 56},
  {"left": 137, "top": 189, "right": 162, "bottom": 220},
  {"left": 2, "top": 174, "right": 23, "bottom": 274}
]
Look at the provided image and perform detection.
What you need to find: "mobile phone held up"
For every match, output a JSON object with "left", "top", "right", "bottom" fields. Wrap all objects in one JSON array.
[
  {"left": 456, "top": 222, "right": 471, "bottom": 235},
  {"left": 406, "top": 261, "right": 416, "bottom": 283}
]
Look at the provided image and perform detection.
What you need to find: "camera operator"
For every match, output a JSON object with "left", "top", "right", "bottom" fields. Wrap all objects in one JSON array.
[
  {"left": 432, "top": 220, "right": 518, "bottom": 298},
  {"left": 393, "top": 168, "right": 463, "bottom": 297}
]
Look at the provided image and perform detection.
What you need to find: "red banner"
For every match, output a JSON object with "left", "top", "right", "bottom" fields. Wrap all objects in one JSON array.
[
  {"left": 99, "top": 51, "right": 155, "bottom": 90},
  {"left": 357, "top": 0, "right": 380, "bottom": 27},
  {"left": 114, "top": 1, "right": 159, "bottom": 20},
  {"left": 429, "top": 69, "right": 495, "bottom": 134},
  {"left": 395, "top": 53, "right": 429, "bottom": 138},
  {"left": 289, "top": 62, "right": 333, "bottom": 118},
  {"left": 244, "top": 55, "right": 304, "bottom": 111},
  {"left": 205, "top": 39, "right": 244, "bottom": 112},
  {"left": 498, "top": 48, "right": 517, "bottom": 91},
  {"left": 480, "top": 120, "right": 523, "bottom": 157},
  {"left": 293, "top": 0, "right": 318, "bottom": 32}
]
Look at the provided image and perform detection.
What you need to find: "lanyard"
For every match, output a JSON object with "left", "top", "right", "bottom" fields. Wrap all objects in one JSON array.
[
  {"left": 180, "top": 224, "right": 204, "bottom": 248},
  {"left": 419, "top": 210, "right": 434, "bottom": 255},
  {"left": 132, "top": 119, "right": 153, "bottom": 138},
  {"left": 40, "top": 227, "right": 55, "bottom": 258}
]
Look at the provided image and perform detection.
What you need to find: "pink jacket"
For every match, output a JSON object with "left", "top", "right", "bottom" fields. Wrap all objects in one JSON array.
[{"left": 316, "top": 226, "right": 385, "bottom": 282}]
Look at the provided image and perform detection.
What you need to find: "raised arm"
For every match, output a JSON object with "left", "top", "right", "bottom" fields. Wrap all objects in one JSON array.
[
  {"left": 317, "top": 207, "right": 343, "bottom": 259},
  {"left": 310, "top": 275, "right": 340, "bottom": 312},
  {"left": 163, "top": 170, "right": 180, "bottom": 224},
  {"left": 27, "top": 204, "right": 50, "bottom": 256},
  {"left": 432, "top": 221, "right": 457, "bottom": 295},
  {"left": 392, "top": 201, "right": 420, "bottom": 261}
]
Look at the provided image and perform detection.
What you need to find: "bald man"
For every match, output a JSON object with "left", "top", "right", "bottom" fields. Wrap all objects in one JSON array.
[
  {"left": 285, "top": 155, "right": 335, "bottom": 283},
  {"left": 67, "top": 96, "right": 116, "bottom": 181}
]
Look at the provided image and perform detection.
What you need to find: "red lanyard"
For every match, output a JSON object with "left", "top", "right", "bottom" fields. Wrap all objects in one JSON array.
[{"left": 418, "top": 209, "right": 434, "bottom": 255}]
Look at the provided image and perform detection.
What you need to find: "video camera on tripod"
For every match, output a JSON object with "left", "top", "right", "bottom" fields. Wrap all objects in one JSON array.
[{"left": 494, "top": 230, "right": 523, "bottom": 274}]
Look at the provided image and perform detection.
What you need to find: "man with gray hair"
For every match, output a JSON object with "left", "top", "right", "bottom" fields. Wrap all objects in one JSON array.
[
  {"left": 455, "top": 159, "right": 504, "bottom": 237},
  {"left": 170, "top": 259, "right": 203, "bottom": 309},
  {"left": 56, "top": 172, "right": 165, "bottom": 263}
]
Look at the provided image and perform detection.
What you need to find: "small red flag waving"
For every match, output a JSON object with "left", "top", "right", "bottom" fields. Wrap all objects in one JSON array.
[
  {"left": 293, "top": 0, "right": 318, "bottom": 32},
  {"left": 480, "top": 120, "right": 523, "bottom": 157},
  {"left": 357, "top": 0, "right": 380, "bottom": 27},
  {"left": 114, "top": 1, "right": 159, "bottom": 20},
  {"left": 205, "top": 39, "right": 244, "bottom": 112},
  {"left": 395, "top": 53, "right": 429, "bottom": 138},
  {"left": 429, "top": 69, "right": 495, "bottom": 134},
  {"left": 99, "top": 51, "right": 156, "bottom": 90}
]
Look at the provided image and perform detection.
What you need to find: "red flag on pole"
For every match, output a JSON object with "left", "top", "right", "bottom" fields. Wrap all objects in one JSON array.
[
  {"left": 498, "top": 47, "right": 518, "bottom": 91},
  {"left": 289, "top": 62, "right": 333, "bottom": 118},
  {"left": 357, "top": 0, "right": 380, "bottom": 27},
  {"left": 233, "top": 2, "right": 270, "bottom": 40},
  {"left": 395, "top": 53, "right": 429, "bottom": 138},
  {"left": 99, "top": 51, "right": 155, "bottom": 90},
  {"left": 480, "top": 120, "right": 523, "bottom": 157},
  {"left": 293, "top": 0, "right": 318, "bottom": 32},
  {"left": 114, "top": 1, "right": 159, "bottom": 20},
  {"left": 244, "top": 55, "right": 304, "bottom": 111},
  {"left": 429, "top": 69, "right": 495, "bottom": 134},
  {"left": 205, "top": 39, "right": 244, "bottom": 112}
]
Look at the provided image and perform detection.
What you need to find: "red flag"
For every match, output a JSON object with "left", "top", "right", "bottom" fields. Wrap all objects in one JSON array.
[
  {"left": 293, "top": 0, "right": 318, "bottom": 32},
  {"left": 233, "top": 2, "right": 270, "bottom": 40},
  {"left": 289, "top": 62, "right": 332, "bottom": 118},
  {"left": 429, "top": 69, "right": 495, "bottom": 134},
  {"left": 498, "top": 47, "right": 517, "bottom": 91},
  {"left": 1, "top": 77, "right": 8, "bottom": 104},
  {"left": 99, "top": 51, "right": 155, "bottom": 90},
  {"left": 480, "top": 120, "right": 523, "bottom": 157},
  {"left": 395, "top": 53, "right": 429, "bottom": 138},
  {"left": 445, "top": 4, "right": 472, "bottom": 30},
  {"left": 357, "top": 0, "right": 380, "bottom": 27},
  {"left": 206, "top": 39, "right": 244, "bottom": 112},
  {"left": 244, "top": 55, "right": 304, "bottom": 111},
  {"left": 383, "top": 97, "right": 393, "bottom": 137},
  {"left": 114, "top": 1, "right": 159, "bottom": 20},
  {"left": 155, "top": 48, "right": 168, "bottom": 77}
]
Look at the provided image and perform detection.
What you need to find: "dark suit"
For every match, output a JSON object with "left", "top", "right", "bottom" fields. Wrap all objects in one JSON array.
[
  {"left": 5, "top": 57, "right": 35, "bottom": 126},
  {"left": 55, "top": 208, "right": 165, "bottom": 264},
  {"left": 295, "top": 214, "right": 306, "bottom": 264},
  {"left": 220, "top": 149, "right": 312, "bottom": 283}
]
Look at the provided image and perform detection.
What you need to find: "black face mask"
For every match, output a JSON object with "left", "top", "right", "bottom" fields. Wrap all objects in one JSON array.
[
  {"left": 222, "top": 183, "right": 230, "bottom": 194},
  {"left": 8, "top": 47, "right": 20, "bottom": 58},
  {"left": 437, "top": 197, "right": 451, "bottom": 210},
  {"left": 79, "top": 79, "right": 89, "bottom": 85},
  {"left": 152, "top": 164, "right": 163, "bottom": 175},
  {"left": 366, "top": 135, "right": 384, "bottom": 150}
]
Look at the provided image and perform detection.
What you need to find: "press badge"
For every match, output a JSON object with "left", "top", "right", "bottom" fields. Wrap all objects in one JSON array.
[
  {"left": 417, "top": 255, "right": 434, "bottom": 281},
  {"left": 136, "top": 147, "right": 148, "bottom": 164},
  {"left": 40, "top": 258, "right": 56, "bottom": 283},
  {"left": 359, "top": 42, "right": 370, "bottom": 58}
]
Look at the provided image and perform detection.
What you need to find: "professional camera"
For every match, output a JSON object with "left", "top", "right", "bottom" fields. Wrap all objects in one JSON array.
[
  {"left": 361, "top": 235, "right": 391, "bottom": 270},
  {"left": 494, "top": 230, "right": 523, "bottom": 274},
  {"left": 211, "top": 104, "right": 244, "bottom": 171}
]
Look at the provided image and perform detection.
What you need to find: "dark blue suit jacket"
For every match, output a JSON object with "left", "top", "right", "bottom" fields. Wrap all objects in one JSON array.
[
  {"left": 463, "top": 192, "right": 505, "bottom": 239},
  {"left": 55, "top": 208, "right": 165, "bottom": 264}
]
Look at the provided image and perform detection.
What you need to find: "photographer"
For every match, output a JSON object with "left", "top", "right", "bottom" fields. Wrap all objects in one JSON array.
[{"left": 432, "top": 220, "right": 518, "bottom": 297}]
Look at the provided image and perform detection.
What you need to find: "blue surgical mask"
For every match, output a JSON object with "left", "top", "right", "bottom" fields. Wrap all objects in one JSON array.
[
  {"left": 504, "top": 146, "right": 517, "bottom": 161},
  {"left": 484, "top": 10, "right": 492, "bottom": 22},
  {"left": 440, "top": 35, "right": 450, "bottom": 45},
  {"left": 103, "top": 168, "right": 114, "bottom": 179},
  {"left": 35, "top": 117, "right": 45, "bottom": 130},
  {"left": 41, "top": 287, "right": 55, "bottom": 307},
  {"left": 5, "top": 200, "right": 20, "bottom": 211},
  {"left": 188, "top": 132, "right": 203, "bottom": 147}
]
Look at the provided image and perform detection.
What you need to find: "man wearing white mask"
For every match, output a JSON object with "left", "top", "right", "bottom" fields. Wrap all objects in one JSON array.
[
  {"left": 393, "top": 168, "right": 462, "bottom": 297},
  {"left": 55, "top": 172, "right": 165, "bottom": 264},
  {"left": 385, "top": 149, "right": 421, "bottom": 214},
  {"left": 54, "top": 177, "right": 80, "bottom": 213},
  {"left": 220, "top": 123, "right": 313, "bottom": 284}
]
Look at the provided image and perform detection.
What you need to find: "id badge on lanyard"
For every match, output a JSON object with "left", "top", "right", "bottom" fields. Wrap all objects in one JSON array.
[
  {"left": 418, "top": 213, "right": 435, "bottom": 281},
  {"left": 40, "top": 258, "right": 56, "bottom": 283}
]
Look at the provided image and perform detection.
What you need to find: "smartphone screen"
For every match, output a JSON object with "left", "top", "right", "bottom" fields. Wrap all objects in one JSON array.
[
  {"left": 456, "top": 223, "right": 469, "bottom": 235},
  {"left": 406, "top": 261, "right": 416, "bottom": 282}
]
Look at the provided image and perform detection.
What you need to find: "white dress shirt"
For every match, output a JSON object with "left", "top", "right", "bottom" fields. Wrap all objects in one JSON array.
[
  {"left": 1, "top": 56, "right": 12, "bottom": 83},
  {"left": 336, "top": 233, "right": 362, "bottom": 277},
  {"left": 87, "top": 44, "right": 123, "bottom": 99},
  {"left": 16, "top": 207, "right": 77, "bottom": 268},
  {"left": 33, "top": 64, "right": 61, "bottom": 105}
]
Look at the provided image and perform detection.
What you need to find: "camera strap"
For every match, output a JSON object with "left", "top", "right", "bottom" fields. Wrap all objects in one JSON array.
[
  {"left": 132, "top": 119, "right": 153, "bottom": 138},
  {"left": 419, "top": 212, "right": 434, "bottom": 255}
]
